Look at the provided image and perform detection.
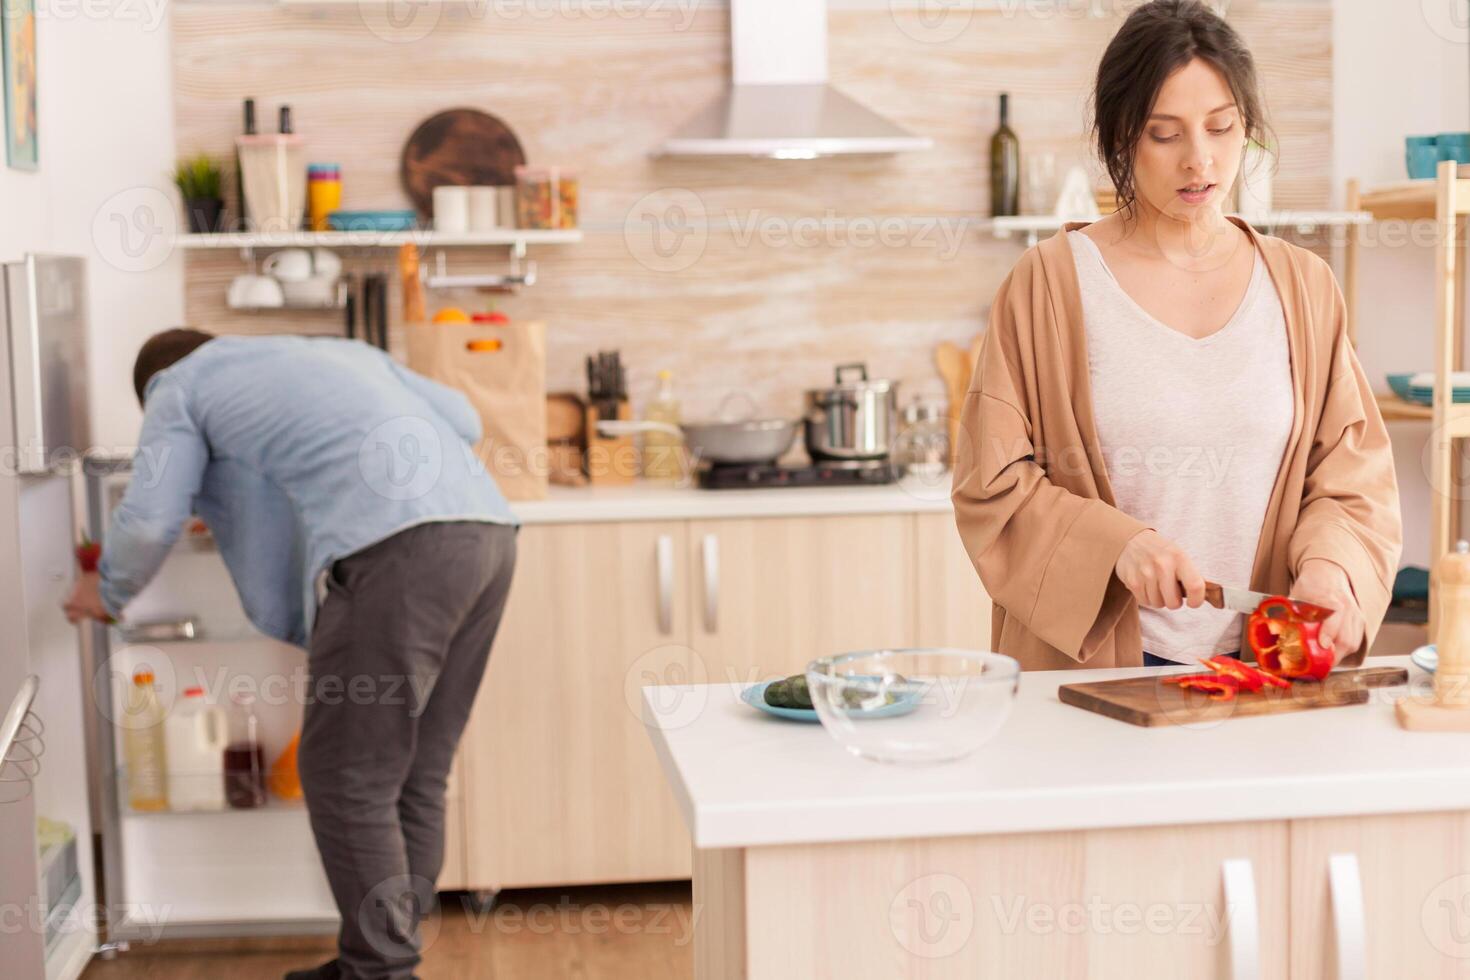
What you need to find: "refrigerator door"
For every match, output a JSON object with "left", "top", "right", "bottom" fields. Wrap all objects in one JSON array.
[{"left": 5, "top": 255, "right": 90, "bottom": 474}]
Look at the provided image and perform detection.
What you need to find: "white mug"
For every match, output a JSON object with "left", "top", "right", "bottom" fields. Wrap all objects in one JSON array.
[
  {"left": 310, "top": 247, "right": 342, "bottom": 280},
  {"left": 262, "top": 248, "right": 313, "bottom": 282},
  {"left": 228, "top": 273, "right": 285, "bottom": 309},
  {"left": 433, "top": 185, "right": 470, "bottom": 233},
  {"left": 281, "top": 276, "right": 338, "bottom": 307},
  {"left": 468, "top": 186, "right": 498, "bottom": 231},
  {"left": 495, "top": 186, "right": 516, "bottom": 229}
]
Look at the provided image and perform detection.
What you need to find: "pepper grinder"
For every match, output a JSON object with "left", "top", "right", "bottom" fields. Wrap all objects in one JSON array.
[{"left": 1397, "top": 539, "right": 1470, "bottom": 730}]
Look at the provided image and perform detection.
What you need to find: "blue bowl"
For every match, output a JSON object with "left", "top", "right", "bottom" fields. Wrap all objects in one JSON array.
[
  {"left": 739, "top": 677, "right": 922, "bottom": 723},
  {"left": 327, "top": 209, "right": 418, "bottom": 232},
  {"left": 1387, "top": 373, "right": 1415, "bottom": 399},
  {"left": 1438, "top": 132, "right": 1470, "bottom": 163},
  {"left": 1408, "top": 142, "right": 1442, "bottom": 179}
]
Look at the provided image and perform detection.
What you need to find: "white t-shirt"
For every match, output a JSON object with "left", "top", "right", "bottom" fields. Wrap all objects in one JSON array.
[{"left": 1067, "top": 230, "right": 1293, "bottom": 664}]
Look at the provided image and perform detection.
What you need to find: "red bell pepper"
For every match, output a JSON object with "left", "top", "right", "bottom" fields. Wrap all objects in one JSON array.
[
  {"left": 1247, "top": 595, "right": 1334, "bottom": 681},
  {"left": 75, "top": 536, "right": 102, "bottom": 573},
  {"left": 1199, "top": 655, "right": 1290, "bottom": 692},
  {"left": 1164, "top": 673, "right": 1241, "bottom": 701}
]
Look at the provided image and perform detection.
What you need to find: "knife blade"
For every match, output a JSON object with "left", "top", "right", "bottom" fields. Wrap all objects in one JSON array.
[{"left": 1203, "top": 581, "right": 1334, "bottom": 620}]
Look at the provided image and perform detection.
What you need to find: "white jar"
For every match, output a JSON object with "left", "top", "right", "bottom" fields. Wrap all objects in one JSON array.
[
  {"left": 433, "top": 185, "right": 470, "bottom": 233},
  {"left": 164, "top": 688, "right": 227, "bottom": 812}
]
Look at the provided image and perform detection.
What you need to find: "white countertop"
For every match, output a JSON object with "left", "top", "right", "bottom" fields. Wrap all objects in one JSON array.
[
  {"left": 641, "top": 656, "right": 1470, "bottom": 850},
  {"left": 510, "top": 476, "right": 953, "bottom": 524}
]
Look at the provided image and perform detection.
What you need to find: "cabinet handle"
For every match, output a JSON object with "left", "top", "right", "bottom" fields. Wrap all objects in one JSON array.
[
  {"left": 656, "top": 534, "right": 674, "bottom": 635},
  {"left": 1221, "top": 857, "right": 1261, "bottom": 980},
  {"left": 702, "top": 534, "right": 719, "bottom": 633},
  {"left": 1328, "top": 853, "right": 1367, "bottom": 980}
]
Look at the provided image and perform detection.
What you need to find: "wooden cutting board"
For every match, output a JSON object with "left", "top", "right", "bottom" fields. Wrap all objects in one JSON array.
[
  {"left": 1058, "top": 666, "right": 1409, "bottom": 727},
  {"left": 399, "top": 108, "right": 527, "bottom": 219}
]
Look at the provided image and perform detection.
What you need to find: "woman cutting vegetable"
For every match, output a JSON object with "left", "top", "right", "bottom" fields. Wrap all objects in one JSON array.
[{"left": 952, "top": 0, "right": 1402, "bottom": 670}]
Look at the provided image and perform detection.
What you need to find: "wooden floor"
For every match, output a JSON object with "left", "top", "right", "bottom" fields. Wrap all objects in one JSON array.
[{"left": 81, "top": 882, "right": 694, "bottom": 980}]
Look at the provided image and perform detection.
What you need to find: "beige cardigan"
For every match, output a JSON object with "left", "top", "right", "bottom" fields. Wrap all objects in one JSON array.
[{"left": 952, "top": 219, "right": 1403, "bottom": 670}]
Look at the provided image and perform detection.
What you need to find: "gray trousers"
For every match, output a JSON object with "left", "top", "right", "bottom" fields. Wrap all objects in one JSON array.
[{"left": 299, "top": 520, "right": 516, "bottom": 980}]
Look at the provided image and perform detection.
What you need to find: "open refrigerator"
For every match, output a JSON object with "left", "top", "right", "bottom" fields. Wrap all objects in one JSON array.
[
  {"left": 0, "top": 254, "right": 102, "bottom": 980},
  {"left": 85, "top": 462, "right": 339, "bottom": 943},
  {"left": 0, "top": 255, "right": 336, "bottom": 980}
]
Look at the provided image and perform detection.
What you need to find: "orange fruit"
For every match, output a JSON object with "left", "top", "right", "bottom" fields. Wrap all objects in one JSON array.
[{"left": 432, "top": 307, "right": 471, "bottom": 324}]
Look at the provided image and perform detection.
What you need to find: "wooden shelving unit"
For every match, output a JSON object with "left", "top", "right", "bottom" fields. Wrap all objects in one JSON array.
[{"left": 1355, "top": 163, "right": 1470, "bottom": 638}]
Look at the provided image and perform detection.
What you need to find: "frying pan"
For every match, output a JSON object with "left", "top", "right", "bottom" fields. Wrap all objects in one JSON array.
[{"left": 597, "top": 418, "right": 799, "bottom": 466}]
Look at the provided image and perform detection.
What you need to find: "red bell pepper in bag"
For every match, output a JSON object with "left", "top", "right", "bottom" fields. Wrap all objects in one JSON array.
[{"left": 1247, "top": 595, "right": 1334, "bottom": 681}]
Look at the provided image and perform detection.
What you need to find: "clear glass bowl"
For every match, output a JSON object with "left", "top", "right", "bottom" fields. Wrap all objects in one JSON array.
[{"left": 806, "top": 649, "right": 1020, "bottom": 764}]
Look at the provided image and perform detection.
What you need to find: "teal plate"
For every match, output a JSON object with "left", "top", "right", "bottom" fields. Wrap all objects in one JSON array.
[
  {"left": 1411, "top": 644, "right": 1438, "bottom": 673},
  {"left": 739, "top": 679, "right": 925, "bottom": 723}
]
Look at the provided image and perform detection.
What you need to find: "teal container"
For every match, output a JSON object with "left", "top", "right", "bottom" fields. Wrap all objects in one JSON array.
[
  {"left": 1407, "top": 135, "right": 1440, "bottom": 179},
  {"left": 1438, "top": 132, "right": 1470, "bottom": 164}
]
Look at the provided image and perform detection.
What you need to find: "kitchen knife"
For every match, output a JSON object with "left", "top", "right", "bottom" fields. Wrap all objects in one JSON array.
[{"left": 1203, "top": 581, "right": 1334, "bottom": 620}]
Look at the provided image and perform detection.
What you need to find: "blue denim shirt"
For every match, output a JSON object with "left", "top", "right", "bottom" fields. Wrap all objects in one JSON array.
[{"left": 99, "top": 336, "right": 518, "bottom": 646}]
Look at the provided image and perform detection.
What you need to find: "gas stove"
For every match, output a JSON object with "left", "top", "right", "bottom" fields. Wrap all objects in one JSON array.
[{"left": 697, "top": 459, "right": 899, "bottom": 490}]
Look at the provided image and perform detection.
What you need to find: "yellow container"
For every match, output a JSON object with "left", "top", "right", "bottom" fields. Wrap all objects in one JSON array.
[{"left": 307, "top": 164, "right": 342, "bottom": 233}]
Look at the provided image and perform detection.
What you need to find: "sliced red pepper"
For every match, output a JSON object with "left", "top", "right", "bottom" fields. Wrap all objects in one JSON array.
[
  {"left": 1164, "top": 673, "right": 1241, "bottom": 701},
  {"left": 1247, "top": 595, "right": 1334, "bottom": 681},
  {"left": 1199, "top": 655, "right": 1289, "bottom": 692}
]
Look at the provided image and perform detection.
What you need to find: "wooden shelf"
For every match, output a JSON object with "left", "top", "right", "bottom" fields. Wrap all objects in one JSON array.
[
  {"left": 1376, "top": 391, "right": 1433, "bottom": 421},
  {"left": 1357, "top": 178, "right": 1470, "bottom": 222},
  {"left": 1374, "top": 392, "right": 1470, "bottom": 438},
  {"left": 176, "top": 229, "right": 583, "bottom": 250}
]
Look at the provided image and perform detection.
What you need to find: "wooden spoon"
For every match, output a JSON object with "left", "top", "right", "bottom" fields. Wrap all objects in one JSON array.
[{"left": 935, "top": 341, "right": 968, "bottom": 417}]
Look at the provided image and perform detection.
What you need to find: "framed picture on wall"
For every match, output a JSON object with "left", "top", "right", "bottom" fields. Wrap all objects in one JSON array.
[{"left": 2, "top": 0, "right": 37, "bottom": 171}]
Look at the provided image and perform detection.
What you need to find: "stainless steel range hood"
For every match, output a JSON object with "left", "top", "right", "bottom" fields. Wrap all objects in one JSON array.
[{"left": 655, "top": 0, "right": 932, "bottom": 159}]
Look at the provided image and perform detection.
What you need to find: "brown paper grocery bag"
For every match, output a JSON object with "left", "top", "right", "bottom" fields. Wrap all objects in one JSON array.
[{"left": 404, "top": 319, "right": 548, "bottom": 501}]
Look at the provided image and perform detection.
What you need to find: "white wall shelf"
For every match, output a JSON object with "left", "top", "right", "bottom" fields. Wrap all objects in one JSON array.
[
  {"left": 176, "top": 229, "right": 582, "bottom": 250},
  {"left": 992, "top": 210, "right": 1373, "bottom": 246}
]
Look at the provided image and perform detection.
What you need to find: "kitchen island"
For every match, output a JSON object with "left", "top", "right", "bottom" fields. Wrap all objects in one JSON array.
[{"left": 642, "top": 655, "right": 1470, "bottom": 978}]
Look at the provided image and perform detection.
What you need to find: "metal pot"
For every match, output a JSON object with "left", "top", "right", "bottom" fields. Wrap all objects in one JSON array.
[
  {"left": 803, "top": 363, "right": 898, "bottom": 462},
  {"left": 598, "top": 418, "right": 799, "bottom": 466}
]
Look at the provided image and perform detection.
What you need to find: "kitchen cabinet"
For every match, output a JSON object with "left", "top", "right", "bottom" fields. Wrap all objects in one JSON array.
[
  {"left": 687, "top": 515, "right": 913, "bottom": 685},
  {"left": 1289, "top": 811, "right": 1470, "bottom": 978},
  {"left": 705, "top": 820, "right": 1287, "bottom": 979},
  {"left": 915, "top": 510, "right": 992, "bottom": 649},
  {"left": 458, "top": 521, "right": 693, "bottom": 891}
]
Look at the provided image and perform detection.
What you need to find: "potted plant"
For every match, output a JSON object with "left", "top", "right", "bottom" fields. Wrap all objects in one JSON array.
[{"left": 173, "top": 153, "right": 224, "bottom": 234}]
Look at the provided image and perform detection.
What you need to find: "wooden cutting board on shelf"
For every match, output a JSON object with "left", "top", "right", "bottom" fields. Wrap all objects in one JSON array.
[{"left": 1058, "top": 666, "right": 1408, "bottom": 728}]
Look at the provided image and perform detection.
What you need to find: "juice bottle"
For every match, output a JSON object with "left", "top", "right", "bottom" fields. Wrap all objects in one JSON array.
[
  {"left": 122, "top": 669, "right": 168, "bottom": 812},
  {"left": 224, "top": 693, "right": 267, "bottom": 809}
]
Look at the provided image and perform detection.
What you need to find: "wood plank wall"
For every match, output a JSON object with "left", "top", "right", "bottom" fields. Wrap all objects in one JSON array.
[{"left": 173, "top": 0, "right": 1332, "bottom": 420}]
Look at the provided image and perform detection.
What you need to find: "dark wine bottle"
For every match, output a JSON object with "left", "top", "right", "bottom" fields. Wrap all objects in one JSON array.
[
  {"left": 990, "top": 93, "right": 1020, "bottom": 218},
  {"left": 234, "top": 98, "right": 255, "bottom": 233}
]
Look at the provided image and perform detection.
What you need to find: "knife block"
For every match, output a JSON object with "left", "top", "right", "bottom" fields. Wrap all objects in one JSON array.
[
  {"left": 585, "top": 401, "right": 639, "bottom": 486},
  {"left": 1397, "top": 541, "right": 1470, "bottom": 730}
]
